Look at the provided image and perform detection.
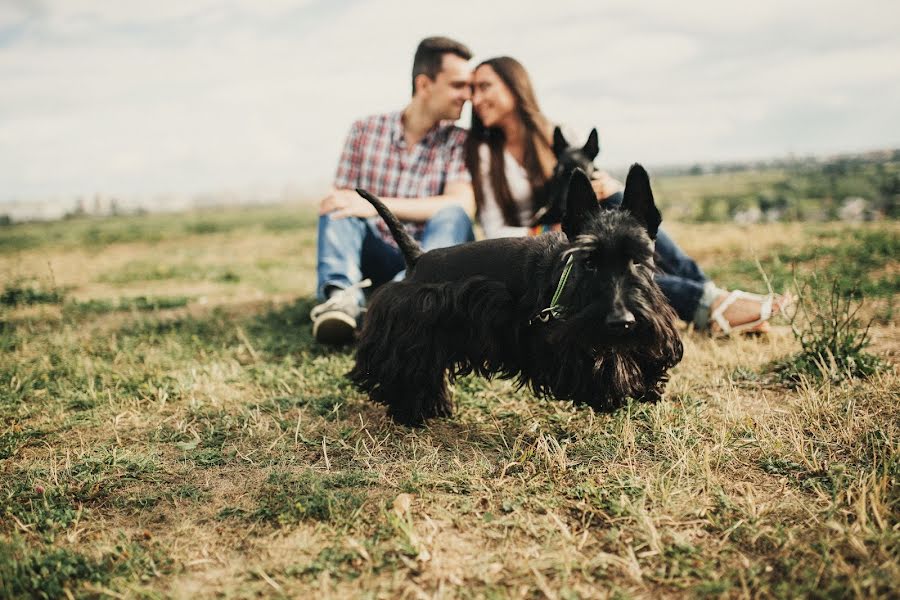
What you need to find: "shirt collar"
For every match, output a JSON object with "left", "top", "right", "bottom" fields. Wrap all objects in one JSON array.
[
  {"left": 391, "top": 110, "right": 445, "bottom": 148},
  {"left": 389, "top": 111, "right": 405, "bottom": 147}
]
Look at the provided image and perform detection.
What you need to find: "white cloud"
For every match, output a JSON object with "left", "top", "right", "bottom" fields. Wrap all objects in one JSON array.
[{"left": 1, "top": 0, "right": 899, "bottom": 201}]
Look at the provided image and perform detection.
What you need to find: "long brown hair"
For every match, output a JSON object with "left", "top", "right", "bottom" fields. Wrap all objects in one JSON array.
[{"left": 464, "top": 57, "right": 555, "bottom": 226}]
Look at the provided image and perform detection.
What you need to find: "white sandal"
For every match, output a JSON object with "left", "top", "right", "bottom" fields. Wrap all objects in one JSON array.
[{"left": 709, "top": 289, "right": 780, "bottom": 336}]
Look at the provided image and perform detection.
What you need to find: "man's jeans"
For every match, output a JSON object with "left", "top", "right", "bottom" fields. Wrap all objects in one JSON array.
[
  {"left": 317, "top": 205, "right": 475, "bottom": 305},
  {"left": 604, "top": 191, "right": 716, "bottom": 326}
]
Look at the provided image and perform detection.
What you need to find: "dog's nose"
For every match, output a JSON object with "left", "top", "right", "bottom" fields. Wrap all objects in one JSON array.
[{"left": 605, "top": 310, "right": 636, "bottom": 331}]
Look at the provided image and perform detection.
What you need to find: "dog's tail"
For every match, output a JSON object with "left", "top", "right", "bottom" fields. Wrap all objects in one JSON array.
[{"left": 355, "top": 188, "right": 423, "bottom": 266}]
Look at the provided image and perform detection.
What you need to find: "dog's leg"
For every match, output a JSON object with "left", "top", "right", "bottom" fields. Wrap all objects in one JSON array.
[
  {"left": 387, "top": 366, "right": 451, "bottom": 426},
  {"left": 348, "top": 282, "right": 407, "bottom": 412},
  {"left": 349, "top": 282, "right": 456, "bottom": 426}
]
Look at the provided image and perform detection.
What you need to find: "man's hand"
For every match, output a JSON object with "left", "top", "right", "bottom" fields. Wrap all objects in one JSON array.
[
  {"left": 590, "top": 171, "right": 624, "bottom": 201},
  {"left": 319, "top": 189, "right": 378, "bottom": 219}
]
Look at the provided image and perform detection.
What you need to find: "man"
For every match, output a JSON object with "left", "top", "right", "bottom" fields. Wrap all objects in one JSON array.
[{"left": 311, "top": 36, "right": 476, "bottom": 344}]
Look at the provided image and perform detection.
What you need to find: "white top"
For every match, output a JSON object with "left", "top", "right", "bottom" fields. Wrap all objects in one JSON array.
[
  {"left": 477, "top": 125, "right": 585, "bottom": 239},
  {"left": 476, "top": 143, "right": 534, "bottom": 239}
]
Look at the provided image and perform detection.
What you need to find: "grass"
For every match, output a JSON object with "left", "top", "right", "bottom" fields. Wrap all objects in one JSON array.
[
  {"left": 0, "top": 204, "right": 319, "bottom": 255},
  {"left": 247, "top": 469, "right": 373, "bottom": 526},
  {"left": 771, "top": 275, "right": 887, "bottom": 386},
  {"left": 653, "top": 169, "right": 789, "bottom": 220},
  {"left": 707, "top": 227, "right": 899, "bottom": 298},
  {"left": 0, "top": 199, "right": 897, "bottom": 598},
  {"left": 64, "top": 295, "right": 192, "bottom": 316},
  {"left": 0, "top": 535, "right": 167, "bottom": 599},
  {"left": 0, "top": 280, "right": 66, "bottom": 307}
]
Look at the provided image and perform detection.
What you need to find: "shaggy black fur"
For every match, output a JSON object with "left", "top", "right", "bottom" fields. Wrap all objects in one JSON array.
[
  {"left": 530, "top": 126, "right": 599, "bottom": 226},
  {"left": 349, "top": 165, "right": 683, "bottom": 426}
]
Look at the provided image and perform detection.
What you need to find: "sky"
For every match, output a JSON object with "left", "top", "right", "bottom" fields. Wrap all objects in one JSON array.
[{"left": 1, "top": 0, "right": 899, "bottom": 203}]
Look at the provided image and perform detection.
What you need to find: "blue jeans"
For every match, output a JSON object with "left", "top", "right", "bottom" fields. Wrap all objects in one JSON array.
[
  {"left": 317, "top": 205, "right": 475, "bottom": 304},
  {"left": 654, "top": 229, "right": 717, "bottom": 325},
  {"left": 604, "top": 191, "right": 715, "bottom": 325}
]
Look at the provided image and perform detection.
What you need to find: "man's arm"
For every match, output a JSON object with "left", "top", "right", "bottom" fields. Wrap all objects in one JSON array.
[
  {"left": 319, "top": 181, "right": 475, "bottom": 221},
  {"left": 322, "top": 120, "right": 474, "bottom": 222}
]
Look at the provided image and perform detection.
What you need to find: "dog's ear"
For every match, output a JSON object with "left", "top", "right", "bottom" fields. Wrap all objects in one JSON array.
[
  {"left": 562, "top": 168, "right": 597, "bottom": 240},
  {"left": 583, "top": 128, "right": 599, "bottom": 160},
  {"left": 621, "top": 163, "right": 661, "bottom": 239},
  {"left": 552, "top": 126, "right": 569, "bottom": 157}
]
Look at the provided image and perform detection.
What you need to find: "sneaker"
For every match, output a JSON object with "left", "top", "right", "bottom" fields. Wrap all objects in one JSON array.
[{"left": 310, "top": 279, "right": 371, "bottom": 344}]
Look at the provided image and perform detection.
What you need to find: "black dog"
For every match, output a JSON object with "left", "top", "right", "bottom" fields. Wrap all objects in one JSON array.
[
  {"left": 530, "top": 126, "right": 599, "bottom": 226},
  {"left": 349, "top": 166, "right": 683, "bottom": 426}
]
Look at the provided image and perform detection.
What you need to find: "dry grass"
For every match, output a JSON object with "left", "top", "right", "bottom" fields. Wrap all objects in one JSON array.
[{"left": 1, "top": 206, "right": 897, "bottom": 599}]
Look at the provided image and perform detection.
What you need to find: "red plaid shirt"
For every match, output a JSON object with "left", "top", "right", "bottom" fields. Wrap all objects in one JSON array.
[{"left": 334, "top": 111, "right": 470, "bottom": 243}]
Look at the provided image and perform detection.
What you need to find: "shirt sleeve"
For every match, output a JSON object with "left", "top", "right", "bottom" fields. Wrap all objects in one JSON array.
[
  {"left": 333, "top": 120, "right": 362, "bottom": 189},
  {"left": 445, "top": 129, "right": 472, "bottom": 184}
]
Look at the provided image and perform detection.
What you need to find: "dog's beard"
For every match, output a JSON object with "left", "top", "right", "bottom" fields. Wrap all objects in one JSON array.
[
  {"left": 542, "top": 291, "right": 683, "bottom": 408},
  {"left": 592, "top": 351, "right": 645, "bottom": 397}
]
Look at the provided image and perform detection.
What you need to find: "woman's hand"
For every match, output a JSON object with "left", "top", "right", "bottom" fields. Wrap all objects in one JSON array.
[{"left": 590, "top": 171, "right": 624, "bottom": 201}]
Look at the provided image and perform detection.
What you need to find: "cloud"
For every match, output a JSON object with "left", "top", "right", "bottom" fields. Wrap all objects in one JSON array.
[{"left": 1, "top": 0, "right": 899, "bottom": 201}]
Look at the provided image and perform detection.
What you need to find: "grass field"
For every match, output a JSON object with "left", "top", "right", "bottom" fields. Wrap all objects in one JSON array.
[{"left": 1, "top": 201, "right": 897, "bottom": 599}]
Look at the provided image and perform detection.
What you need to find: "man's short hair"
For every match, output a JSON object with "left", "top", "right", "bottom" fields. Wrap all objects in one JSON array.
[{"left": 411, "top": 36, "right": 472, "bottom": 95}]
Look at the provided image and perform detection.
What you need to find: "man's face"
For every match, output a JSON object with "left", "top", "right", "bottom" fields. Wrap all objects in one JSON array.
[{"left": 426, "top": 53, "right": 472, "bottom": 121}]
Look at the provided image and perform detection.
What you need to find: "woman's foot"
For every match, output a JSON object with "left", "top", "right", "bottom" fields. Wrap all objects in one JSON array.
[{"left": 708, "top": 289, "right": 792, "bottom": 336}]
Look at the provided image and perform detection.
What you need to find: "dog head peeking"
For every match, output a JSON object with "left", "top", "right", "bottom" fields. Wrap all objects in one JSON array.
[
  {"left": 555, "top": 165, "right": 665, "bottom": 339},
  {"left": 553, "top": 126, "right": 599, "bottom": 179},
  {"left": 530, "top": 127, "right": 600, "bottom": 226}
]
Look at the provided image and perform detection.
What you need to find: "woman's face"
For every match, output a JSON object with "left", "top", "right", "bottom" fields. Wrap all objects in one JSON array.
[{"left": 472, "top": 65, "right": 517, "bottom": 128}]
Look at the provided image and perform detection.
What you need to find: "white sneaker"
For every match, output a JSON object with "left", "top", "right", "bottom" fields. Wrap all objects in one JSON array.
[{"left": 310, "top": 279, "right": 371, "bottom": 344}]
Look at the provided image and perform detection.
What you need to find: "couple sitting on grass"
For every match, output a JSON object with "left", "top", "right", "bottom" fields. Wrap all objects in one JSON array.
[{"left": 312, "top": 36, "right": 788, "bottom": 345}]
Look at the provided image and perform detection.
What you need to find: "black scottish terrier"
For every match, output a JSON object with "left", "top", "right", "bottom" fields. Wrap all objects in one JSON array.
[
  {"left": 349, "top": 165, "right": 683, "bottom": 426},
  {"left": 530, "top": 126, "right": 599, "bottom": 226}
]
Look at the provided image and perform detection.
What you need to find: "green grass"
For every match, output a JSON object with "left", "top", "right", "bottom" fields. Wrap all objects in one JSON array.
[
  {"left": 248, "top": 469, "right": 374, "bottom": 526},
  {"left": 709, "top": 227, "right": 898, "bottom": 296},
  {"left": 653, "top": 155, "right": 900, "bottom": 222},
  {"left": 0, "top": 535, "right": 167, "bottom": 599},
  {"left": 64, "top": 295, "right": 191, "bottom": 315},
  {"left": 770, "top": 274, "right": 888, "bottom": 386},
  {"left": 0, "top": 202, "right": 319, "bottom": 255},
  {"left": 706, "top": 225, "right": 898, "bottom": 323},
  {"left": 98, "top": 261, "right": 241, "bottom": 285},
  {"left": 0, "top": 281, "right": 66, "bottom": 306},
  {"left": 0, "top": 203, "right": 896, "bottom": 598}
]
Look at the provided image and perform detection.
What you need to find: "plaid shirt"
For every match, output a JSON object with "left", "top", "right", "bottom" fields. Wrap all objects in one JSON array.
[{"left": 334, "top": 111, "right": 470, "bottom": 243}]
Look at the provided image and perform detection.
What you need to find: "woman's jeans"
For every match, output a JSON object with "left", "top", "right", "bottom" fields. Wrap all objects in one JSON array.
[
  {"left": 604, "top": 191, "right": 716, "bottom": 326},
  {"left": 316, "top": 205, "right": 475, "bottom": 305},
  {"left": 654, "top": 229, "right": 718, "bottom": 326}
]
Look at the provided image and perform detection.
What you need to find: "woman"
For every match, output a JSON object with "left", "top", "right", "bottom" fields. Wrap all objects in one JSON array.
[{"left": 464, "top": 56, "right": 786, "bottom": 334}]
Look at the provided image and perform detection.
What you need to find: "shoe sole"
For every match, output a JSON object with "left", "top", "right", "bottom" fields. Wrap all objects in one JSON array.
[{"left": 312, "top": 311, "right": 357, "bottom": 345}]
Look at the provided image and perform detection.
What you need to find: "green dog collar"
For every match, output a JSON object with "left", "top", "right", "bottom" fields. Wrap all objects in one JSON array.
[{"left": 530, "top": 255, "right": 574, "bottom": 324}]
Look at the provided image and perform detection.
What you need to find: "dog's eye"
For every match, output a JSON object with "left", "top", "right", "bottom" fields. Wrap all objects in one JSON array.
[{"left": 583, "top": 257, "right": 597, "bottom": 271}]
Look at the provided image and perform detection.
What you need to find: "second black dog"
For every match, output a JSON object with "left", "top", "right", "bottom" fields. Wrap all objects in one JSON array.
[
  {"left": 530, "top": 126, "right": 599, "bottom": 226},
  {"left": 349, "top": 165, "right": 683, "bottom": 426}
]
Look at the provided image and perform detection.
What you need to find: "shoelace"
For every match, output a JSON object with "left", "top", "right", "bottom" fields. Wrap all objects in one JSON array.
[{"left": 310, "top": 279, "right": 372, "bottom": 318}]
